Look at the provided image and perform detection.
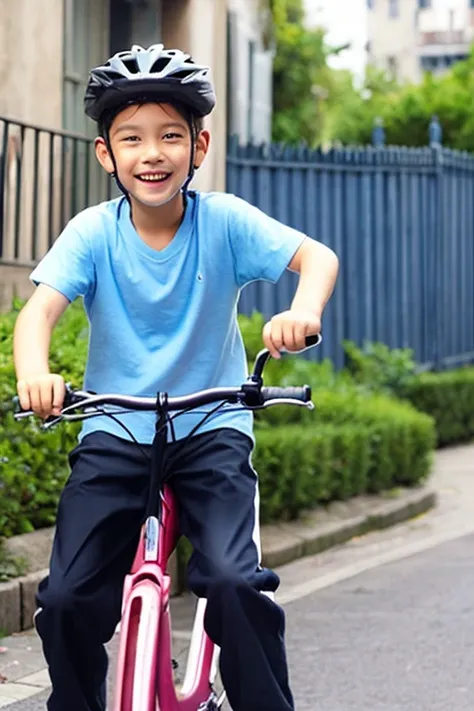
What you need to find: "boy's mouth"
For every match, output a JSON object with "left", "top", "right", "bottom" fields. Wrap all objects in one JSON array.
[{"left": 136, "top": 172, "right": 171, "bottom": 184}]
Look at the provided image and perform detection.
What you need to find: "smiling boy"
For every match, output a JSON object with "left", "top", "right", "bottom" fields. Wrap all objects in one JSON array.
[{"left": 13, "top": 45, "right": 339, "bottom": 711}]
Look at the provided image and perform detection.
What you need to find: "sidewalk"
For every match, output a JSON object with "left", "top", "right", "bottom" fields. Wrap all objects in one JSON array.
[{"left": 0, "top": 443, "right": 473, "bottom": 708}]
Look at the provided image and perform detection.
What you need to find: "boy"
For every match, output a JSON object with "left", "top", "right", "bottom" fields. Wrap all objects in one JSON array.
[{"left": 13, "top": 44, "right": 339, "bottom": 711}]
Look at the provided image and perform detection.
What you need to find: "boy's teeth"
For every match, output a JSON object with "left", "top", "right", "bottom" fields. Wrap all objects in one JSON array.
[{"left": 140, "top": 173, "right": 168, "bottom": 181}]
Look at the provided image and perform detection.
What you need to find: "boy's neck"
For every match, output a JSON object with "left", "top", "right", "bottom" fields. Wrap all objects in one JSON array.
[{"left": 129, "top": 193, "right": 186, "bottom": 251}]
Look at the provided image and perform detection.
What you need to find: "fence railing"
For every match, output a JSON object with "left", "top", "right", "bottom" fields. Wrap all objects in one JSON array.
[
  {"left": 0, "top": 116, "right": 111, "bottom": 266},
  {"left": 227, "top": 132, "right": 474, "bottom": 371},
  {"left": 3, "top": 113, "right": 473, "bottom": 372}
]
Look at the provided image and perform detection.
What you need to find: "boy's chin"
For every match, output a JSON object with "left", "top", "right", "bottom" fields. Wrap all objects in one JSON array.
[{"left": 130, "top": 188, "right": 184, "bottom": 209}]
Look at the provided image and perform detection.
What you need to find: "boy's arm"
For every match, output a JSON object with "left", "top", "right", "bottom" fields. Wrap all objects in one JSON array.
[
  {"left": 14, "top": 284, "right": 70, "bottom": 417},
  {"left": 262, "top": 238, "right": 339, "bottom": 359}
]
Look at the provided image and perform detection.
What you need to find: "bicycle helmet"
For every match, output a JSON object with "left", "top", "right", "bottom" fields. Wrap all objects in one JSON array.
[
  {"left": 84, "top": 44, "right": 216, "bottom": 199},
  {"left": 84, "top": 44, "right": 216, "bottom": 124}
]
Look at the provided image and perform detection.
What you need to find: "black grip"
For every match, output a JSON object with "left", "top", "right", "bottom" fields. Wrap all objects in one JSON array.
[
  {"left": 262, "top": 386, "right": 312, "bottom": 403},
  {"left": 305, "top": 334, "right": 322, "bottom": 348}
]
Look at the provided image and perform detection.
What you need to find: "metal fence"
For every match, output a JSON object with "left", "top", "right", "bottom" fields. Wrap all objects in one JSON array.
[
  {"left": 0, "top": 116, "right": 111, "bottom": 267},
  {"left": 227, "top": 134, "right": 474, "bottom": 370},
  {"left": 2, "top": 113, "right": 473, "bottom": 371}
]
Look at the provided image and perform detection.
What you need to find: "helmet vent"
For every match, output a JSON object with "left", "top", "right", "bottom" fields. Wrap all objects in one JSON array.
[
  {"left": 171, "top": 70, "right": 194, "bottom": 80},
  {"left": 122, "top": 59, "right": 140, "bottom": 74},
  {"left": 150, "top": 57, "right": 172, "bottom": 73}
]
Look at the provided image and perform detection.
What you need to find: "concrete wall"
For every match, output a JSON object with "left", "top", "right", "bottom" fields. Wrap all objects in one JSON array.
[
  {"left": 162, "top": 0, "right": 228, "bottom": 193},
  {"left": 0, "top": 0, "right": 63, "bottom": 128},
  {"left": 0, "top": 0, "right": 266, "bottom": 309},
  {"left": 367, "top": 0, "right": 420, "bottom": 82},
  {"left": 0, "top": 266, "right": 34, "bottom": 312}
]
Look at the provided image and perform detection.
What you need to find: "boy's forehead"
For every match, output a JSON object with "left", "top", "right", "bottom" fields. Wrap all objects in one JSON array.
[{"left": 112, "top": 102, "right": 188, "bottom": 129}]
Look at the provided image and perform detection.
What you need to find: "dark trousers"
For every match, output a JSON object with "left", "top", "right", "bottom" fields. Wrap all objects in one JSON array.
[{"left": 35, "top": 429, "right": 294, "bottom": 711}]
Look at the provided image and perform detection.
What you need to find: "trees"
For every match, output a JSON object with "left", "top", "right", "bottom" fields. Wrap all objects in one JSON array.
[
  {"left": 269, "top": 0, "right": 474, "bottom": 150},
  {"left": 331, "top": 49, "right": 474, "bottom": 150},
  {"left": 270, "top": 0, "right": 349, "bottom": 146}
]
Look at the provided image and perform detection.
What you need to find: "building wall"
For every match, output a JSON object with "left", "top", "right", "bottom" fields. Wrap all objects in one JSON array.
[
  {"left": 0, "top": 0, "right": 63, "bottom": 128},
  {"left": 0, "top": 0, "right": 265, "bottom": 309},
  {"left": 227, "top": 0, "right": 273, "bottom": 145},
  {"left": 162, "top": 0, "right": 228, "bottom": 193},
  {"left": 417, "top": 0, "right": 474, "bottom": 73},
  {"left": 367, "top": 0, "right": 419, "bottom": 82},
  {"left": 367, "top": 0, "right": 474, "bottom": 82}
]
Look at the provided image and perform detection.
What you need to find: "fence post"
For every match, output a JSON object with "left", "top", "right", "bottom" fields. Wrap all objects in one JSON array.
[
  {"left": 429, "top": 115, "right": 443, "bottom": 369},
  {"left": 372, "top": 117, "right": 385, "bottom": 147},
  {"left": 429, "top": 115, "right": 442, "bottom": 147}
]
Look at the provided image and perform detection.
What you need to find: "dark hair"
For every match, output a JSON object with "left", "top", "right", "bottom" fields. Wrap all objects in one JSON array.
[{"left": 99, "top": 99, "right": 204, "bottom": 141}]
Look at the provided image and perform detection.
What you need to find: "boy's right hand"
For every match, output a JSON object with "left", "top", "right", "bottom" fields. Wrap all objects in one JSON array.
[{"left": 16, "top": 374, "right": 66, "bottom": 419}]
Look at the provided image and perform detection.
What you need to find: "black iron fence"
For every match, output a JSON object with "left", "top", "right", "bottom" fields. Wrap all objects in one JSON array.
[{"left": 0, "top": 116, "right": 111, "bottom": 266}]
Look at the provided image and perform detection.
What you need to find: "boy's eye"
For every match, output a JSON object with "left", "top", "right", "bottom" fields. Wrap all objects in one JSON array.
[
  {"left": 164, "top": 132, "right": 182, "bottom": 140},
  {"left": 123, "top": 135, "right": 140, "bottom": 142}
]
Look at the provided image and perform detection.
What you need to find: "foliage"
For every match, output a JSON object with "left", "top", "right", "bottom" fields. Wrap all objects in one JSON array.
[
  {"left": 343, "top": 340, "right": 417, "bottom": 395},
  {"left": 0, "top": 302, "right": 436, "bottom": 540},
  {"left": 0, "top": 300, "right": 84, "bottom": 536},
  {"left": 269, "top": 0, "right": 350, "bottom": 146},
  {"left": 403, "top": 368, "right": 474, "bottom": 447},
  {"left": 331, "top": 47, "right": 474, "bottom": 150}
]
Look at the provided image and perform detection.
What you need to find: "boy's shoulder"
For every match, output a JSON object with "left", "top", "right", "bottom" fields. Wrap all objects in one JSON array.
[
  {"left": 194, "top": 190, "right": 250, "bottom": 218},
  {"left": 67, "top": 197, "right": 123, "bottom": 235}
]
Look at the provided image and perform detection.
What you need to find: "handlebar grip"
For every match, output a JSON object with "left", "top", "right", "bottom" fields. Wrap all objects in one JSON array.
[
  {"left": 262, "top": 386, "right": 312, "bottom": 403},
  {"left": 305, "top": 334, "right": 322, "bottom": 348}
]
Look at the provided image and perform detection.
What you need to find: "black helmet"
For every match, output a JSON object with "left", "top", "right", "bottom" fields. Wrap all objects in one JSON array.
[{"left": 84, "top": 44, "right": 216, "bottom": 123}]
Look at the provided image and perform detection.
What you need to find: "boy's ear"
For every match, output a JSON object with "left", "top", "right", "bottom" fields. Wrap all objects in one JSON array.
[
  {"left": 95, "top": 137, "right": 115, "bottom": 175},
  {"left": 194, "top": 130, "right": 211, "bottom": 170}
]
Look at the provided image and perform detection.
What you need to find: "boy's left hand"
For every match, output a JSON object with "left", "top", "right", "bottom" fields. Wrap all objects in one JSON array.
[{"left": 262, "top": 309, "right": 321, "bottom": 359}]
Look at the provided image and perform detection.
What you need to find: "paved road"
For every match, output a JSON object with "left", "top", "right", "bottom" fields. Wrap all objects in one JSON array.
[{"left": 4, "top": 532, "right": 474, "bottom": 710}]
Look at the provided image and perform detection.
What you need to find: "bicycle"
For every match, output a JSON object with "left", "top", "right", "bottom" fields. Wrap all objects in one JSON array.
[{"left": 14, "top": 334, "right": 321, "bottom": 711}]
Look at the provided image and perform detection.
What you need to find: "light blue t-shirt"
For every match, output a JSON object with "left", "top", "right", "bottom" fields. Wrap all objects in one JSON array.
[{"left": 30, "top": 191, "right": 306, "bottom": 444}]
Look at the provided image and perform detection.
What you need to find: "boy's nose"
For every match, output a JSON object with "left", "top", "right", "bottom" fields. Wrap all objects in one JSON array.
[{"left": 143, "top": 143, "right": 163, "bottom": 163}]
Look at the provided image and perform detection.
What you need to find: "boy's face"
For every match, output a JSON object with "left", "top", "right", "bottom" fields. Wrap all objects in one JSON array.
[{"left": 95, "top": 102, "right": 210, "bottom": 208}]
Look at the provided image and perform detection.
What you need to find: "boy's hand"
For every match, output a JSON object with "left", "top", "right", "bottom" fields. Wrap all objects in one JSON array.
[
  {"left": 262, "top": 310, "right": 321, "bottom": 359},
  {"left": 16, "top": 374, "right": 66, "bottom": 419}
]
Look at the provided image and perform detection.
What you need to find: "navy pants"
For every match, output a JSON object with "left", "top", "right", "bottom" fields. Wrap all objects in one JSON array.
[{"left": 35, "top": 429, "right": 294, "bottom": 711}]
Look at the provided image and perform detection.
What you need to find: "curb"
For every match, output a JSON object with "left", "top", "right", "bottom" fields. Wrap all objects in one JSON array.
[
  {"left": 0, "top": 487, "right": 436, "bottom": 636},
  {"left": 260, "top": 487, "right": 437, "bottom": 570}
]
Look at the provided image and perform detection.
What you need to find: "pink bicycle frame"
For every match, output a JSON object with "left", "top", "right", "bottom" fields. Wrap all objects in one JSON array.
[{"left": 113, "top": 485, "right": 221, "bottom": 711}]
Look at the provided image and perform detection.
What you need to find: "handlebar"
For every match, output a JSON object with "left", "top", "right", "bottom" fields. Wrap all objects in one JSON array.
[{"left": 13, "top": 335, "right": 322, "bottom": 426}]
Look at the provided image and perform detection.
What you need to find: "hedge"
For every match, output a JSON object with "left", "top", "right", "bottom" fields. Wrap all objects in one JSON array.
[
  {"left": 403, "top": 369, "right": 474, "bottom": 447},
  {"left": 342, "top": 339, "right": 474, "bottom": 447},
  {"left": 0, "top": 301, "right": 435, "bottom": 539}
]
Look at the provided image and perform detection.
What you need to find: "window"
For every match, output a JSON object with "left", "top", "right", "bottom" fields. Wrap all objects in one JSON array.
[
  {"left": 63, "top": 0, "right": 109, "bottom": 136},
  {"left": 389, "top": 0, "right": 399, "bottom": 17},
  {"left": 387, "top": 55, "right": 398, "bottom": 77},
  {"left": 471, "top": 0, "right": 474, "bottom": 8},
  {"left": 418, "top": 0, "right": 431, "bottom": 8},
  {"left": 367, "top": 0, "right": 374, "bottom": 8}
]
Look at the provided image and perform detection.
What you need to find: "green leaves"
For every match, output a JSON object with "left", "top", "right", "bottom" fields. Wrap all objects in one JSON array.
[{"left": 331, "top": 47, "right": 474, "bottom": 150}]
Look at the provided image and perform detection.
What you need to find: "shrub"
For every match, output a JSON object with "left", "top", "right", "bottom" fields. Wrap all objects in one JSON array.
[
  {"left": 403, "top": 368, "right": 474, "bottom": 446},
  {"left": 342, "top": 339, "right": 417, "bottom": 395},
  {"left": 0, "top": 300, "right": 84, "bottom": 536},
  {"left": 0, "top": 303, "right": 435, "bottom": 537}
]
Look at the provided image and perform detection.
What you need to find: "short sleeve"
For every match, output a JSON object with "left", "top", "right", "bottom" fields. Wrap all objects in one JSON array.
[
  {"left": 226, "top": 195, "right": 306, "bottom": 288},
  {"left": 30, "top": 219, "right": 95, "bottom": 302}
]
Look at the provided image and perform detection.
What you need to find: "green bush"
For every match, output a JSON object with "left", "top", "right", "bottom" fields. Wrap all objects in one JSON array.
[
  {"left": 0, "top": 300, "right": 84, "bottom": 536},
  {"left": 343, "top": 339, "right": 417, "bottom": 395},
  {"left": 0, "top": 303, "right": 436, "bottom": 537},
  {"left": 403, "top": 369, "right": 474, "bottom": 447},
  {"left": 253, "top": 423, "right": 372, "bottom": 522},
  {"left": 338, "top": 337, "right": 474, "bottom": 447}
]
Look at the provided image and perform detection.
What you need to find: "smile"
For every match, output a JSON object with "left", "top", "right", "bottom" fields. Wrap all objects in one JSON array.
[{"left": 137, "top": 172, "right": 171, "bottom": 183}]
